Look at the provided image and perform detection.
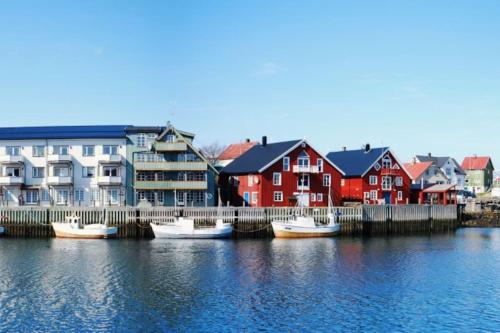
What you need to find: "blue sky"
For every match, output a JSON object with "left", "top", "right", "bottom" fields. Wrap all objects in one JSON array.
[{"left": 0, "top": 1, "right": 499, "bottom": 165}]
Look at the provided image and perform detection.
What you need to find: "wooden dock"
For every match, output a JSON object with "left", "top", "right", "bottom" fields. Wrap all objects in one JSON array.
[{"left": 0, "top": 204, "right": 459, "bottom": 238}]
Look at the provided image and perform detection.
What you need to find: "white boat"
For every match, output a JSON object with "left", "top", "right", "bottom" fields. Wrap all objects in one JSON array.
[
  {"left": 150, "top": 189, "right": 233, "bottom": 239},
  {"left": 271, "top": 186, "right": 341, "bottom": 238},
  {"left": 51, "top": 216, "right": 117, "bottom": 239}
]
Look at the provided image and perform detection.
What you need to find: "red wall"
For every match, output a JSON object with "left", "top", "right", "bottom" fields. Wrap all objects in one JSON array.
[
  {"left": 341, "top": 151, "right": 412, "bottom": 204},
  {"left": 221, "top": 143, "right": 343, "bottom": 207}
]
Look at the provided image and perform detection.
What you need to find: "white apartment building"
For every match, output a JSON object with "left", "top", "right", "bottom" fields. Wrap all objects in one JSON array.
[{"left": 0, "top": 126, "right": 128, "bottom": 207}]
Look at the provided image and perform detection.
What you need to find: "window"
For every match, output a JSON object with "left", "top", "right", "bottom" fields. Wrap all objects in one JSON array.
[
  {"left": 82, "top": 167, "right": 95, "bottom": 178},
  {"left": 397, "top": 191, "right": 403, "bottom": 201},
  {"left": 273, "top": 172, "right": 282, "bottom": 186},
  {"left": 251, "top": 192, "right": 258, "bottom": 204},
  {"left": 103, "top": 166, "right": 119, "bottom": 177},
  {"left": 370, "top": 190, "right": 378, "bottom": 200},
  {"left": 32, "top": 167, "right": 45, "bottom": 178},
  {"left": 323, "top": 174, "right": 331, "bottom": 187},
  {"left": 6, "top": 146, "right": 21, "bottom": 156},
  {"left": 248, "top": 175, "right": 254, "bottom": 187},
  {"left": 369, "top": 175, "right": 378, "bottom": 185},
  {"left": 91, "top": 188, "right": 100, "bottom": 202},
  {"left": 103, "top": 145, "right": 118, "bottom": 155},
  {"left": 53, "top": 167, "right": 70, "bottom": 177},
  {"left": 364, "top": 192, "right": 370, "bottom": 199},
  {"left": 25, "top": 190, "right": 39, "bottom": 205},
  {"left": 298, "top": 174, "right": 310, "bottom": 188},
  {"left": 75, "top": 189, "right": 85, "bottom": 202},
  {"left": 445, "top": 168, "right": 452, "bottom": 177},
  {"left": 341, "top": 179, "right": 345, "bottom": 186},
  {"left": 53, "top": 145, "right": 69, "bottom": 155},
  {"left": 382, "top": 176, "right": 392, "bottom": 190},
  {"left": 317, "top": 159, "right": 323, "bottom": 172},
  {"left": 156, "top": 191, "right": 165, "bottom": 204},
  {"left": 382, "top": 155, "right": 392, "bottom": 169},
  {"left": 166, "top": 134, "right": 176, "bottom": 142},
  {"left": 83, "top": 145, "right": 95, "bottom": 156},
  {"left": 317, "top": 193, "right": 323, "bottom": 202},
  {"left": 283, "top": 157, "right": 290, "bottom": 171},
  {"left": 311, "top": 193, "right": 316, "bottom": 202},
  {"left": 41, "top": 188, "right": 50, "bottom": 202},
  {"left": 6, "top": 167, "right": 21, "bottom": 177},
  {"left": 32, "top": 146, "right": 45, "bottom": 157},
  {"left": 298, "top": 156, "right": 310, "bottom": 167},
  {"left": 374, "top": 162, "right": 381, "bottom": 171},
  {"left": 273, "top": 191, "right": 283, "bottom": 202},
  {"left": 137, "top": 134, "right": 147, "bottom": 148},
  {"left": 107, "top": 189, "right": 119, "bottom": 205},
  {"left": 55, "top": 189, "right": 69, "bottom": 205},
  {"left": 395, "top": 177, "right": 403, "bottom": 186}
]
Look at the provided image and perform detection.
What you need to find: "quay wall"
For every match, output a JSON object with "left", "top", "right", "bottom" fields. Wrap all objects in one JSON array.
[{"left": 0, "top": 205, "right": 459, "bottom": 238}]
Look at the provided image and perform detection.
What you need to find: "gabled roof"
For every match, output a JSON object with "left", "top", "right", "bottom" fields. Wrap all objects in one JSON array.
[
  {"left": 221, "top": 140, "right": 302, "bottom": 174},
  {"left": 0, "top": 125, "right": 130, "bottom": 140},
  {"left": 218, "top": 141, "right": 258, "bottom": 161},
  {"left": 403, "top": 161, "right": 433, "bottom": 180},
  {"left": 326, "top": 147, "right": 389, "bottom": 177},
  {"left": 461, "top": 156, "right": 493, "bottom": 170},
  {"left": 416, "top": 155, "right": 466, "bottom": 175},
  {"left": 423, "top": 184, "right": 456, "bottom": 193}
]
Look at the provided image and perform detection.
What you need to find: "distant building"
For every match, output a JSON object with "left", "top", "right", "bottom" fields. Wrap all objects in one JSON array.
[
  {"left": 220, "top": 137, "right": 344, "bottom": 207},
  {"left": 327, "top": 145, "right": 412, "bottom": 205},
  {"left": 217, "top": 139, "right": 258, "bottom": 167},
  {"left": 128, "top": 124, "right": 218, "bottom": 207},
  {"left": 492, "top": 171, "right": 500, "bottom": 198},
  {"left": 461, "top": 156, "right": 495, "bottom": 194},
  {"left": 415, "top": 153, "right": 466, "bottom": 190},
  {"left": 403, "top": 160, "right": 448, "bottom": 203}
]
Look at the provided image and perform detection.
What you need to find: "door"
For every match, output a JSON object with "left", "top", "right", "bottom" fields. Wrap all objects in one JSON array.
[
  {"left": 383, "top": 192, "right": 391, "bottom": 204},
  {"left": 297, "top": 193, "right": 310, "bottom": 207},
  {"left": 243, "top": 192, "right": 250, "bottom": 207}
]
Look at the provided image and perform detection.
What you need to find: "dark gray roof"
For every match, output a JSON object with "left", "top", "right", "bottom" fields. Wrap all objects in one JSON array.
[
  {"left": 221, "top": 140, "right": 302, "bottom": 174},
  {"left": 326, "top": 147, "right": 389, "bottom": 177},
  {"left": 416, "top": 155, "right": 466, "bottom": 175},
  {"left": 0, "top": 125, "right": 130, "bottom": 140}
]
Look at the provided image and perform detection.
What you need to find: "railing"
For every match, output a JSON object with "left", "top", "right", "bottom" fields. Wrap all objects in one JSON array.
[
  {"left": 381, "top": 168, "right": 398, "bottom": 175},
  {"left": 134, "top": 180, "right": 208, "bottom": 190},
  {"left": 47, "top": 154, "right": 72, "bottom": 163},
  {"left": 154, "top": 142, "right": 188, "bottom": 151},
  {"left": 292, "top": 165, "right": 319, "bottom": 173},
  {"left": 97, "top": 154, "right": 123, "bottom": 164},
  {"left": 0, "top": 155, "right": 24, "bottom": 164},
  {"left": 134, "top": 161, "right": 207, "bottom": 171},
  {"left": 47, "top": 176, "right": 73, "bottom": 185},
  {"left": 97, "top": 176, "right": 122, "bottom": 185},
  {"left": 0, "top": 176, "right": 24, "bottom": 185}
]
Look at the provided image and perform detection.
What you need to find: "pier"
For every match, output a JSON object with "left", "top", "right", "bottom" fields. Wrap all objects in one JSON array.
[{"left": 0, "top": 204, "right": 459, "bottom": 238}]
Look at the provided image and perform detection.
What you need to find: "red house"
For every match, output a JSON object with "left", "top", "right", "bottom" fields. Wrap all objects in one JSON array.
[
  {"left": 326, "top": 145, "right": 412, "bottom": 204},
  {"left": 220, "top": 137, "right": 344, "bottom": 207}
]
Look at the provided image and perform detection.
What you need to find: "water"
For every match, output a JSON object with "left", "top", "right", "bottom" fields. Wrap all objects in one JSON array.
[{"left": 0, "top": 229, "right": 499, "bottom": 332}]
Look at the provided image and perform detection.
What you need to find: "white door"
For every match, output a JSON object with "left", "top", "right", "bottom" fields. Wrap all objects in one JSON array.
[{"left": 297, "top": 193, "right": 310, "bottom": 207}]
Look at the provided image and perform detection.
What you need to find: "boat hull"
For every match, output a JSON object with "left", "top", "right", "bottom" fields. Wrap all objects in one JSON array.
[
  {"left": 271, "top": 221, "right": 340, "bottom": 238},
  {"left": 51, "top": 223, "right": 117, "bottom": 239},
  {"left": 150, "top": 223, "right": 233, "bottom": 239}
]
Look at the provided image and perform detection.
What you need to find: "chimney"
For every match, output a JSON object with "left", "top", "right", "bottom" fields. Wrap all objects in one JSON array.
[
  {"left": 342, "top": 146, "right": 347, "bottom": 152},
  {"left": 412, "top": 157, "right": 417, "bottom": 164},
  {"left": 364, "top": 143, "right": 371, "bottom": 153},
  {"left": 246, "top": 138, "right": 250, "bottom": 143},
  {"left": 262, "top": 136, "right": 267, "bottom": 147},
  {"left": 428, "top": 152, "right": 432, "bottom": 158}
]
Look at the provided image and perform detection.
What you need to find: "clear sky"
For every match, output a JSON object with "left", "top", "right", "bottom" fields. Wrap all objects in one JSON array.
[{"left": 1, "top": 1, "right": 499, "bottom": 166}]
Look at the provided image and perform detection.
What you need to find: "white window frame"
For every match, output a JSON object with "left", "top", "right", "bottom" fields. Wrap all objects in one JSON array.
[
  {"left": 32, "top": 146, "right": 45, "bottom": 157},
  {"left": 370, "top": 190, "right": 378, "bottom": 200},
  {"left": 395, "top": 177, "right": 403, "bottom": 187},
  {"left": 382, "top": 155, "right": 392, "bottom": 169},
  {"left": 283, "top": 157, "right": 290, "bottom": 171},
  {"left": 273, "top": 191, "right": 283, "bottom": 202},
  {"left": 317, "top": 193, "right": 323, "bottom": 202},
  {"left": 364, "top": 192, "right": 370, "bottom": 199},
  {"left": 323, "top": 174, "right": 331, "bottom": 187},
  {"left": 382, "top": 176, "right": 392, "bottom": 191},
  {"left": 248, "top": 175, "right": 254, "bottom": 187},
  {"left": 251, "top": 192, "right": 258, "bottom": 204},
  {"left": 298, "top": 174, "right": 310, "bottom": 189},
  {"left": 374, "top": 162, "right": 381, "bottom": 171},
  {"left": 137, "top": 133, "right": 147, "bottom": 148},
  {"left": 369, "top": 175, "right": 378, "bottom": 185},
  {"left": 32, "top": 167, "right": 45, "bottom": 178},
  {"left": 317, "top": 158, "right": 323, "bottom": 172},
  {"left": 397, "top": 191, "right": 403, "bottom": 201},
  {"left": 341, "top": 179, "right": 345, "bottom": 186},
  {"left": 6, "top": 146, "right": 21, "bottom": 156},
  {"left": 310, "top": 193, "right": 316, "bottom": 202},
  {"left": 25, "top": 190, "right": 39, "bottom": 205},
  {"left": 83, "top": 145, "right": 95, "bottom": 157},
  {"left": 53, "top": 145, "right": 69, "bottom": 155},
  {"left": 75, "top": 189, "right": 85, "bottom": 202},
  {"left": 82, "top": 166, "right": 95, "bottom": 178},
  {"left": 273, "top": 172, "right": 282, "bottom": 186},
  {"left": 103, "top": 145, "right": 118, "bottom": 155}
]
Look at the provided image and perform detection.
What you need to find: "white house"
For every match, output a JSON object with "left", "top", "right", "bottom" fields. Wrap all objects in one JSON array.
[
  {"left": 415, "top": 154, "right": 466, "bottom": 190},
  {"left": 0, "top": 126, "right": 128, "bottom": 207}
]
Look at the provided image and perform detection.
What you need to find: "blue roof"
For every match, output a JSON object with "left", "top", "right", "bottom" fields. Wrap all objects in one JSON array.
[
  {"left": 0, "top": 125, "right": 131, "bottom": 140},
  {"left": 221, "top": 140, "right": 302, "bottom": 174},
  {"left": 326, "top": 147, "right": 389, "bottom": 177}
]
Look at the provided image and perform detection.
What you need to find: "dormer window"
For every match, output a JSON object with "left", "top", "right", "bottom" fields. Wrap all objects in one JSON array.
[
  {"left": 298, "top": 151, "right": 310, "bottom": 167},
  {"left": 166, "top": 135, "right": 176, "bottom": 142},
  {"left": 382, "top": 155, "right": 392, "bottom": 169}
]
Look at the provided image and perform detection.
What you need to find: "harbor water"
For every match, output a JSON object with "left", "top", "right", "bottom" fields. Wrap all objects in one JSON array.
[{"left": 0, "top": 228, "right": 499, "bottom": 332}]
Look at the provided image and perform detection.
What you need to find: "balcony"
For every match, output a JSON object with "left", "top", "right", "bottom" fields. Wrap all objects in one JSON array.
[
  {"left": 135, "top": 180, "right": 208, "bottom": 190},
  {"left": 154, "top": 142, "right": 187, "bottom": 152},
  {"left": 47, "top": 176, "right": 73, "bottom": 185},
  {"left": 0, "top": 155, "right": 24, "bottom": 164},
  {"left": 0, "top": 176, "right": 24, "bottom": 185},
  {"left": 97, "top": 154, "right": 123, "bottom": 164},
  {"left": 48, "top": 154, "right": 72, "bottom": 164},
  {"left": 293, "top": 165, "right": 319, "bottom": 174},
  {"left": 97, "top": 176, "right": 123, "bottom": 185},
  {"left": 134, "top": 161, "right": 207, "bottom": 171},
  {"left": 381, "top": 168, "right": 398, "bottom": 176}
]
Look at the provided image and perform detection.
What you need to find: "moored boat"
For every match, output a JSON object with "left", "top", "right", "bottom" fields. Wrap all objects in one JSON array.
[
  {"left": 51, "top": 216, "right": 117, "bottom": 239},
  {"left": 271, "top": 187, "right": 341, "bottom": 238}
]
